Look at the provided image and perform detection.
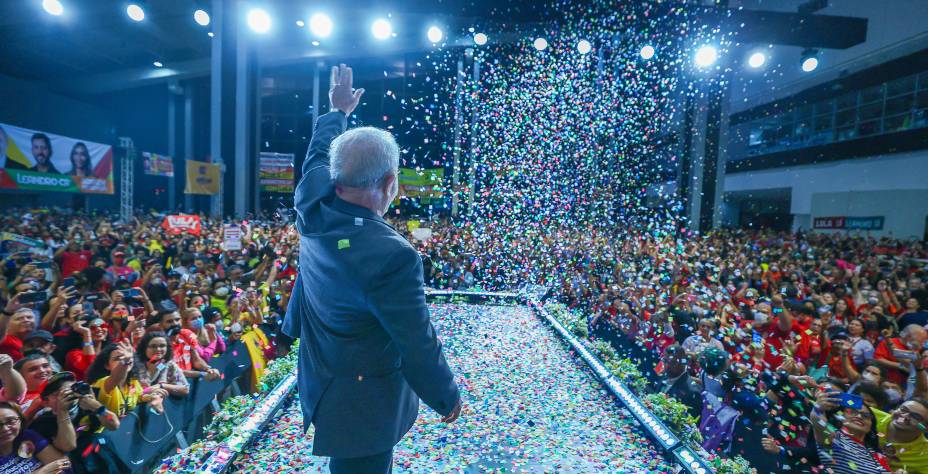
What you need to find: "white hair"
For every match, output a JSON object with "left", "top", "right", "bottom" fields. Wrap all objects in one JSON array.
[{"left": 329, "top": 127, "right": 399, "bottom": 189}]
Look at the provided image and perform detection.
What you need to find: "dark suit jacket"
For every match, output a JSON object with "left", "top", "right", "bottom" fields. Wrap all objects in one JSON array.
[
  {"left": 284, "top": 111, "right": 459, "bottom": 458},
  {"left": 658, "top": 373, "right": 704, "bottom": 417}
]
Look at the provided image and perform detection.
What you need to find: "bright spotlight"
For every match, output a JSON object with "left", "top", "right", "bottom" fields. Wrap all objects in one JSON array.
[
  {"left": 371, "top": 19, "right": 392, "bottom": 40},
  {"left": 640, "top": 45, "right": 655, "bottom": 60},
  {"left": 474, "top": 32, "right": 488, "bottom": 45},
  {"left": 427, "top": 26, "right": 443, "bottom": 43},
  {"left": 153, "top": 61, "right": 163, "bottom": 68},
  {"left": 748, "top": 52, "right": 766, "bottom": 69},
  {"left": 533, "top": 37, "right": 548, "bottom": 51},
  {"left": 296, "top": 20, "right": 304, "bottom": 27},
  {"left": 309, "top": 13, "right": 333, "bottom": 38},
  {"left": 801, "top": 56, "right": 819, "bottom": 72},
  {"left": 801, "top": 49, "right": 819, "bottom": 72},
  {"left": 247, "top": 8, "right": 271, "bottom": 34},
  {"left": 42, "top": 0, "right": 64, "bottom": 16},
  {"left": 577, "top": 39, "right": 592, "bottom": 55},
  {"left": 194, "top": 9, "right": 210, "bottom": 27},
  {"left": 694, "top": 45, "right": 718, "bottom": 68},
  {"left": 126, "top": 4, "right": 145, "bottom": 22}
]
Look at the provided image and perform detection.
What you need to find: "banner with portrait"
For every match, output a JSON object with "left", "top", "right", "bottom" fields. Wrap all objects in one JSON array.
[
  {"left": 142, "top": 152, "right": 175, "bottom": 177},
  {"left": 184, "top": 160, "right": 221, "bottom": 195},
  {"left": 0, "top": 122, "right": 114, "bottom": 194},
  {"left": 259, "top": 152, "right": 294, "bottom": 193}
]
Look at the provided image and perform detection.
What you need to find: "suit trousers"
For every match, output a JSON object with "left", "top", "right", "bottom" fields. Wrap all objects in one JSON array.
[{"left": 328, "top": 449, "right": 393, "bottom": 474}]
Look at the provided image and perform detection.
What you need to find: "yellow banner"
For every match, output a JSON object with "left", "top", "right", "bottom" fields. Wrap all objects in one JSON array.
[{"left": 184, "top": 160, "right": 220, "bottom": 195}]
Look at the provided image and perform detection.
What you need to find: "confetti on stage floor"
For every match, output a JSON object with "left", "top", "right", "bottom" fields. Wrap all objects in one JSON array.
[{"left": 232, "top": 304, "right": 673, "bottom": 473}]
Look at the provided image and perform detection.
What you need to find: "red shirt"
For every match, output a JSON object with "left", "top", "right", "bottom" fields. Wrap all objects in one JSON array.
[
  {"left": 762, "top": 316, "right": 804, "bottom": 369},
  {"left": 172, "top": 329, "right": 200, "bottom": 371},
  {"left": 873, "top": 337, "right": 908, "bottom": 385},
  {"left": 795, "top": 333, "right": 827, "bottom": 368},
  {"left": 0, "top": 335, "right": 24, "bottom": 361},
  {"left": 59, "top": 250, "right": 91, "bottom": 278},
  {"left": 65, "top": 349, "right": 95, "bottom": 381}
]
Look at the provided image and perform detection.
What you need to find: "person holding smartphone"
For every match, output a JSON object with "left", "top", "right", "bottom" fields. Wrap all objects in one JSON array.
[
  {"left": 874, "top": 324, "right": 928, "bottom": 386},
  {"left": 810, "top": 389, "right": 893, "bottom": 473}
]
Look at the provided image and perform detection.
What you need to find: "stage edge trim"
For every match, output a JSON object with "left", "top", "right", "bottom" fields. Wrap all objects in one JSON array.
[{"left": 199, "top": 372, "right": 299, "bottom": 473}]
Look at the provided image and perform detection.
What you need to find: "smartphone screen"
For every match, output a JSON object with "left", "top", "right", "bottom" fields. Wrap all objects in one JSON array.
[
  {"left": 22, "top": 292, "right": 45, "bottom": 304},
  {"left": 893, "top": 349, "right": 918, "bottom": 362},
  {"left": 837, "top": 393, "right": 864, "bottom": 410},
  {"left": 62, "top": 277, "right": 76, "bottom": 288}
]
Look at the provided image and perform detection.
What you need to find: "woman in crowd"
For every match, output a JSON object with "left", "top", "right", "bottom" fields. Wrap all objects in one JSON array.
[
  {"left": 810, "top": 389, "right": 893, "bottom": 472},
  {"left": 0, "top": 401, "right": 71, "bottom": 474},
  {"left": 64, "top": 317, "right": 108, "bottom": 381},
  {"left": 87, "top": 341, "right": 168, "bottom": 415},
  {"left": 181, "top": 308, "right": 225, "bottom": 360},
  {"left": 132, "top": 331, "right": 189, "bottom": 397}
]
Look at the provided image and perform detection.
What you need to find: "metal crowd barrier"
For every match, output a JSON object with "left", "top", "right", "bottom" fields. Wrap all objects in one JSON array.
[{"left": 99, "top": 340, "right": 253, "bottom": 473}]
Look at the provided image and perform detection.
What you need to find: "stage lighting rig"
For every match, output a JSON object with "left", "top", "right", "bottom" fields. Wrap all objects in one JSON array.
[
  {"left": 748, "top": 51, "right": 767, "bottom": 68},
  {"left": 533, "top": 37, "right": 548, "bottom": 51},
  {"left": 640, "top": 45, "right": 655, "bottom": 60},
  {"left": 372, "top": 18, "right": 392, "bottom": 40},
  {"left": 42, "top": 0, "right": 63, "bottom": 16},
  {"left": 801, "top": 48, "right": 820, "bottom": 72},
  {"left": 310, "top": 13, "right": 333, "bottom": 38},
  {"left": 247, "top": 8, "right": 272, "bottom": 34},
  {"left": 694, "top": 45, "right": 718, "bottom": 68},
  {"left": 427, "top": 26, "right": 444, "bottom": 43}
]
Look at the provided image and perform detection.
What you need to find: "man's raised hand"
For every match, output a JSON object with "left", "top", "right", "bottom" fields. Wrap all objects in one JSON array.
[{"left": 329, "top": 63, "right": 365, "bottom": 116}]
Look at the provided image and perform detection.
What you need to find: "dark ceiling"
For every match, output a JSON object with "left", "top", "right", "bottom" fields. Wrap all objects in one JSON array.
[
  {"left": 0, "top": 0, "right": 211, "bottom": 81},
  {"left": 0, "top": 0, "right": 554, "bottom": 92}
]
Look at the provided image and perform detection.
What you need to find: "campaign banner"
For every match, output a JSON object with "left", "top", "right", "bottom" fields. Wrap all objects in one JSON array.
[
  {"left": 0, "top": 122, "right": 113, "bottom": 194},
  {"left": 259, "top": 152, "right": 294, "bottom": 193},
  {"left": 813, "top": 216, "right": 845, "bottom": 229},
  {"left": 161, "top": 214, "right": 202, "bottom": 235},
  {"left": 223, "top": 224, "right": 242, "bottom": 251},
  {"left": 0, "top": 232, "right": 46, "bottom": 256},
  {"left": 846, "top": 216, "right": 885, "bottom": 230},
  {"left": 142, "top": 152, "right": 175, "bottom": 177},
  {"left": 398, "top": 168, "right": 445, "bottom": 204},
  {"left": 814, "top": 216, "right": 884, "bottom": 231},
  {"left": 184, "top": 160, "right": 220, "bottom": 195}
]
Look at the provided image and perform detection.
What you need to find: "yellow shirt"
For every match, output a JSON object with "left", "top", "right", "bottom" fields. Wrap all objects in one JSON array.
[
  {"left": 874, "top": 408, "right": 928, "bottom": 474},
  {"left": 92, "top": 377, "right": 144, "bottom": 417},
  {"left": 241, "top": 326, "right": 269, "bottom": 392}
]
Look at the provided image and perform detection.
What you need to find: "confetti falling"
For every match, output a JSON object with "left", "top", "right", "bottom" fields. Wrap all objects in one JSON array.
[{"left": 232, "top": 304, "right": 674, "bottom": 473}]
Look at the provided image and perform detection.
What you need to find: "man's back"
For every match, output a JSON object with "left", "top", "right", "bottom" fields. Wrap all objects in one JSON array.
[{"left": 287, "top": 89, "right": 459, "bottom": 461}]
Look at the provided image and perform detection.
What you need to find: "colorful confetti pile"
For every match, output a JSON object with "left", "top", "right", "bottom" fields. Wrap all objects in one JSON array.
[{"left": 232, "top": 304, "right": 673, "bottom": 473}]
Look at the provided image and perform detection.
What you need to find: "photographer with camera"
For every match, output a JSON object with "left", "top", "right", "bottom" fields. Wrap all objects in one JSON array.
[{"left": 29, "top": 371, "right": 121, "bottom": 473}]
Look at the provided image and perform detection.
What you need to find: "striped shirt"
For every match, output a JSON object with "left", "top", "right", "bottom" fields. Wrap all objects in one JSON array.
[{"left": 817, "top": 431, "right": 891, "bottom": 474}]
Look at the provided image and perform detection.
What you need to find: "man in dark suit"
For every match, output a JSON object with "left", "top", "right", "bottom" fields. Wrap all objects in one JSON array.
[{"left": 284, "top": 64, "right": 462, "bottom": 473}]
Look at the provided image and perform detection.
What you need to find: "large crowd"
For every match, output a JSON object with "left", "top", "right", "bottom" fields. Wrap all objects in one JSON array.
[
  {"left": 0, "top": 208, "right": 297, "bottom": 473},
  {"left": 2, "top": 206, "right": 927, "bottom": 473},
  {"left": 406, "top": 218, "right": 928, "bottom": 473}
]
